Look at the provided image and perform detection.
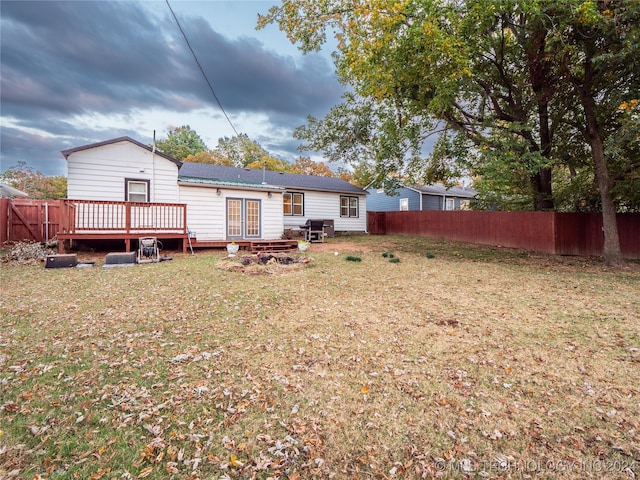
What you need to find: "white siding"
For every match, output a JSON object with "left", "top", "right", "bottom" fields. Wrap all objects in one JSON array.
[
  {"left": 66, "top": 141, "right": 179, "bottom": 202},
  {"left": 283, "top": 191, "right": 367, "bottom": 232},
  {"left": 179, "top": 185, "right": 284, "bottom": 240},
  {"left": 65, "top": 139, "right": 366, "bottom": 237}
]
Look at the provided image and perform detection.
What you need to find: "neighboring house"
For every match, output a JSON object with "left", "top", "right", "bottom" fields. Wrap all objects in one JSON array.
[
  {"left": 62, "top": 137, "right": 367, "bottom": 245},
  {"left": 366, "top": 184, "right": 476, "bottom": 212},
  {"left": 0, "top": 183, "right": 28, "bottom": 198}
]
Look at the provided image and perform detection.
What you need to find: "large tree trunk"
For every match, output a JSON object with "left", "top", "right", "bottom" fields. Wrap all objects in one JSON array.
[
  {"left": 579, "top": 66, "right": 623, "bottom": 266},
  {"left": 531, "top": 167, "right": 554, "bottom": 211},
  {"left": 526, "top": 22, "right": 555, "bottom": 211}
]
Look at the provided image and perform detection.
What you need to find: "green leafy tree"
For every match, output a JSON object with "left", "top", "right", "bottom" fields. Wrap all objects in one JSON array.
[
  {"left": 549, "top": 1, "right": 640, "bottom": 263},
  {"left": 260, "top": 0, "right": 640, "bottom": 265},
  {"left": 605, "top": 101, "right": 640, "bottom": 212},
  {"left": 290, "top": 157, "right": 335, "bottom": 176},
  {"left": 294, "top": 92, "right": 441, "bottom": 189},
  {"left": 245, "top": 156, "right": 292, "bottom": 172},
  {"left": 182, "top": 150, "right": 233, "bottom": 166},
  {"left": 214, "top": 134, "right": 270, "bottom": 167},
  {"left": 155, "top": 125, "right": 208, "bottom": 160},
  {"left": 1, "top": 161, "right": 67, "bottom": 199}
]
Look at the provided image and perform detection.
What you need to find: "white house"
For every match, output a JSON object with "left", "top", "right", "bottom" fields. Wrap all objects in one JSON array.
[{"left": 61, "top": 137, "right": 367, "bottom": 247}]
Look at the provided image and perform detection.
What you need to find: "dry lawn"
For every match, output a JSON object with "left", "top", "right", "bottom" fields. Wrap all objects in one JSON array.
[{"left": 1, "top": 235, "right": 639, "bottom": 479}]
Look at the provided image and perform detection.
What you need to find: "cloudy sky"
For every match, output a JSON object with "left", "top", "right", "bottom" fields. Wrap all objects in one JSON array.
[{"left": 1, "top": 1, "right": 345, "bottom": 176}]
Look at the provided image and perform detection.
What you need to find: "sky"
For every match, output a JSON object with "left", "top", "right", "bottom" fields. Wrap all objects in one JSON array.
[{"left": 0, "top": 0, "right": 345, "bottom": 176}]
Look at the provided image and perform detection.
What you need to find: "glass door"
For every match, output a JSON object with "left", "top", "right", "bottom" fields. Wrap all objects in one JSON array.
[
  {"left": 245, "top": 200, "right": 260, "bottom": 238},
  {"left": 226, "top": 198, "right": 261, "bottom": 239}
]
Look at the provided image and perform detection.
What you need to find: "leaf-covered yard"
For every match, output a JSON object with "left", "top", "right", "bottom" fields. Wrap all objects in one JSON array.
[{"left": 1, "top": 236, "right": 638, "bottom": 479}]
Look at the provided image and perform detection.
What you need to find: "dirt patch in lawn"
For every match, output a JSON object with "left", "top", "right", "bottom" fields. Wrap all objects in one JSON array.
[
  {"left": 217, "top": 252, "right": 312, "bottom": 275},
  {"left": 305, "top": 240, "right": 376, "bottom": 254}
]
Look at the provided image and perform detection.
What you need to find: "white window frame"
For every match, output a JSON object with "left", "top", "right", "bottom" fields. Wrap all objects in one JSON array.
[
  {"left": 125, "top": 178, "right": 149, "bottom": 202},
  {"left": 445, "top": 198, "right": 456, "bottom": 211},
  {"left": 283, "top": 192, "right": 304, "bottom": 216},
  {"left": 399, "top": 198, "right": 409, "bottom": 211},
  {"left": 340, "top": 196, "right": 359, "bottom": 218}
]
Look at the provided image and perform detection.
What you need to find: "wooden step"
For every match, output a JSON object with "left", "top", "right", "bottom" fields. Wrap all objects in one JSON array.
[{"left": 250, "top": 240, "right": 298, "bottom": 252}]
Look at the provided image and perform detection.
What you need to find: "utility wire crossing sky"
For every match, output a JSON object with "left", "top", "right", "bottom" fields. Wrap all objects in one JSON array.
[{"left": 0, "top": 1, "right": 344, "bottom": 176}]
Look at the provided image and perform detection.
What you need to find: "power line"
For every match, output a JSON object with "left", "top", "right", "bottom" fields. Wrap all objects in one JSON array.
[{"left": 166, "top": 0, "right": 239, "bottom": 137}]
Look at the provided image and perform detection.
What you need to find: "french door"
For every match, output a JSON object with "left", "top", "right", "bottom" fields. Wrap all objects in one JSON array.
[{"left": 226, "top": 198, "right": 261, "bottom": 240}]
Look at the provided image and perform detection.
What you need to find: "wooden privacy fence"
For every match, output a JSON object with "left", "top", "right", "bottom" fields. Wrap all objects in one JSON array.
[
  {"left": 1, "top": 198, "right": 63, "bottom": 245},
  {"left": 367, "top": 211, "right": 640, "bottom": 259}
]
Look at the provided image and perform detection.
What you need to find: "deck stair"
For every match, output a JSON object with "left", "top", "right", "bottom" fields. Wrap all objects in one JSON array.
[{"left": 249, "top": 240, "right": 298, "bottom": 252}]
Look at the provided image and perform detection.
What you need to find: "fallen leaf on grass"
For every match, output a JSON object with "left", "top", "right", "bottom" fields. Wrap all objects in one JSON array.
[
  {"left": 137, "top": 466, "right": 153, "bottom": 478},
  {"left": 88, "top": 468, "right": 111, "bottom": 480}
]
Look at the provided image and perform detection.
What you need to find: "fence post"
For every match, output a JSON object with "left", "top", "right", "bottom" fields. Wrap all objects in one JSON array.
[{"left": 0, "top": 198, "right": 8, "bottom": 246}]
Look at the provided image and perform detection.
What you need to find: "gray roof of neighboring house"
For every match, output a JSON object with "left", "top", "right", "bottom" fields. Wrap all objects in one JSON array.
[
  {"left": 367, "top": 183, "right": 477, "bottom": 198},
  {"left": 60, "top": 136, "right": 183, "bottom": 167},
  {"left": 414, "top": 184, "right": 477, "bottom": 198},
  {"left": 179, "top": 162, "right": 367, "bottom": 195},
  {"left": 0, "top": 183, "right": 28, "bottom": 198}
]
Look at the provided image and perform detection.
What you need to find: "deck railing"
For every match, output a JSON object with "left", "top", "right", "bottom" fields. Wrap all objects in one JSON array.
[{"left": 60, "top": 200, "right": 187, "bottom": 235}]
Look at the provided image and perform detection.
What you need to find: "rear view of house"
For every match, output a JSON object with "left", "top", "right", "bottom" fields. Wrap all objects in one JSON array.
[
  {"left": 179, "top": 163, "right": 368, "bottom": 239},
  {"left": 61, "top": 137, "right": 367, "bottom": 251}
]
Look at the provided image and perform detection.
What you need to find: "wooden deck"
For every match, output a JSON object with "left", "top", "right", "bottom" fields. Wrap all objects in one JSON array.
[
  {"left": 57, "top": 199, "right": 189, "bottom": 253},
  {"left": 56, "top": 199, "right": 298, "bottom": 254}
]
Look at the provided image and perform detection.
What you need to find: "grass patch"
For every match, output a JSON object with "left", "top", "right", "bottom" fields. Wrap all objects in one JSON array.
[{"left": 1, "top": 235, "right": 639, "bottom": 479}]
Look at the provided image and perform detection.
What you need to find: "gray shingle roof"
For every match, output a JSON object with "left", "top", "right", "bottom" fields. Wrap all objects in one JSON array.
[
  {"left": 415, "top": 184, "right": 477, "bottom": 198},
  {"left": 179, "top": 163, "right": 367, "bottom": 195}
]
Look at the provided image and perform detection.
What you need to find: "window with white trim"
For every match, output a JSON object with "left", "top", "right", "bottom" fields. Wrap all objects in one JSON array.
[
  {"left": 400, "top": 198, "right": 409, "bottom": 211},
  {"left": 340, "top": 196, "right": 359, "bottom": 217},
  {"left": 283, "top": 192, "right": 304, "bottom": 215},
  {"left": 125, "top": 179, "right": 149, "bottom": 202},
  {"left": 445, "top": 198, "right": 455, "bottom": 210}
]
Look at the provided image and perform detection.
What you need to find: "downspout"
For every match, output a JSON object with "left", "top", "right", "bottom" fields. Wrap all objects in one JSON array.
[
  {"left": 364, "top": 194, "right": 369, "bottom": 234},
  {"left": 151, "top": 130, "right": 156, "bottom": 202}
]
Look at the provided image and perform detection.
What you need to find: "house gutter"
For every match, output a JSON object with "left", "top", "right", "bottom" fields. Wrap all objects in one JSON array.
[
  {"left": 178, "top": 177, "right": 283, "bottom": 192},
  {"left": 151, "top": 130, "right": 156, "bottom": 202}
]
